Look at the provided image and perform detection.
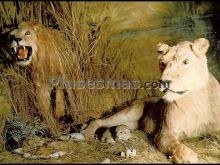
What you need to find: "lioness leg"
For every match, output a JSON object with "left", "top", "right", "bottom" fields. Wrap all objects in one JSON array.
[
  {"left": 82, "top": 101, "right": 144, "bottom": 139},
  {"left": 155, "top": 132, "right": 198, "bottom": 163}
]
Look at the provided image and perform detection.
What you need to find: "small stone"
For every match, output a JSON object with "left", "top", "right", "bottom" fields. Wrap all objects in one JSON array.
[
  {"left": 100, "top": 158, "right": 110, "bottom": 163},
  {"left": 126, "top": 149, "right": 132, "bottom": 157},
  {"left": 13, "top": 148, "right": 23, "bottom": 154},
  {"left": 121, "top": 152, "right": 125, "bottom": 157},
  {"left": 60, "top": 133, "right": 85, "bottom": 141},
  {"left": 49, "top": 151, "right": 66, "bottom": 158},
  {"left": 69, "top": 133, "right": 85, "bottom": 140},
  {"left": 131, "top": 149, "right": 137, "bottom": 156}
]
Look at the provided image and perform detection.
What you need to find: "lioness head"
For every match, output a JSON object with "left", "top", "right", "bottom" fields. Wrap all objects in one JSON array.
[
  {"left": 157, "top": 38, "right": 210, "bottom": 102},
  {"left": 8, "top": 22, "right": 41, "bottom": 66}
]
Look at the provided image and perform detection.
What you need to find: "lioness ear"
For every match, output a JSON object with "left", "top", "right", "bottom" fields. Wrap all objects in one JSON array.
[
  {"left": 192, "top": 38, "right": 210, "bottom": 57},
  {"left": 157, "top": 42, "right": 170, "bottom": 55}
]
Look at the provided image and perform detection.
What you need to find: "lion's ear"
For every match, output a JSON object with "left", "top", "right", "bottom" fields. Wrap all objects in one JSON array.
[
  {"left": 157, "top": 42, "right": 170, "bottom": 55},
  {"left": 192, "top": 38, "right": 210, "bottom": 57},
  {"left": 33, "top": 22, "right": 43, "bottom": 32}
]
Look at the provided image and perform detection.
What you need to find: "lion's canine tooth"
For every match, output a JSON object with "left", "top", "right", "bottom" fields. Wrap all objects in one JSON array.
[
  {"left": 14, "top": 47, "right": 17, "bottom": 52},
  {"left": 23, "top": 52, "right": 26, "bottom": 58}
]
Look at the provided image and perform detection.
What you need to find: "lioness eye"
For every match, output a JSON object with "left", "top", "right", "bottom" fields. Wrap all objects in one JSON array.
[
  {"left": 25, "top": 31, "right": 31, "bottom": 35},
  {"left": 183, "top": 59, "right": 189, "bottom": 65}
]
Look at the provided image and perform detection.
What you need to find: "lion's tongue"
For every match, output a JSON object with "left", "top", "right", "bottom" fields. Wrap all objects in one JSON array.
[{"left": 18, "top": 46, "right": 28, "bottom": 59}]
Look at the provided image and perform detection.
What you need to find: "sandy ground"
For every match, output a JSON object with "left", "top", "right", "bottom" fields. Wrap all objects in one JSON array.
[{"left": 0, "top": 130, "right": 220, "bottom": 164}]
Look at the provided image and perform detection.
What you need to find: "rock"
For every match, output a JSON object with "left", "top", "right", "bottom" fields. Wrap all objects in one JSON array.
[
  {"left": 69, "top": 133, "right": 85, "bottom": 140},
  {"left": 121, "top": 148, "right": 137, "bottom": 157},
  {"left": 49, "top": 151, "right": 66, "bottom": 158},
  {"left": 121, "top": 152, "right": 125, "bottom": 157},
  {"left": 59, "top": 133, "right": 85, "bottom": 141},
  {"left": 13, "top": 148, "right": 23, "bottom": 154},
  {"left": 131, "top": 149, "right": 137, "bottom": 157},
  {"left": 100, "top": 158, "right": 111, "bottom": 163},
  {"left": 126, "top": 149, "right": 132, "bottom": 157}
]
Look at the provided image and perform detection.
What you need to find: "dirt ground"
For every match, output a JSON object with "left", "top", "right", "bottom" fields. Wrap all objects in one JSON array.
[{"left": 0, "top": 130, "right": 220, "bottom": 164}]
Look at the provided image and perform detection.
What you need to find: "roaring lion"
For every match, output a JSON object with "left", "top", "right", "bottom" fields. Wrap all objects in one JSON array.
[
  {"left": 1, "top": 22, "right": 75, "bottom": 135},
  {"left": 82, "top": 38, "right": 220, "bottom": 163}
]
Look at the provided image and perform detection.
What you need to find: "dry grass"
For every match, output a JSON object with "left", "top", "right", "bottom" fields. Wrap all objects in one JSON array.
[{"left": 1, "top": 130, "right": 220, "bottom": 163}]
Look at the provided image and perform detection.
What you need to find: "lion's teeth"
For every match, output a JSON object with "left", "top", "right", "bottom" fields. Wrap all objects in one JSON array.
[{"left": 14, "top": 47, "right": 17, "bottom": 52}]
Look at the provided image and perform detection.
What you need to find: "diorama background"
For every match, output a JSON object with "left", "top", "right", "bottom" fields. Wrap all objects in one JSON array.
[{"left": 0, "top": 1, "right": 220, "bottom": 163}]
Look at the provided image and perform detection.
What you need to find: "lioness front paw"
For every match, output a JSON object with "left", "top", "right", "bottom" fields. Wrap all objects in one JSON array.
[
  {"left": 101, "top": 129, "right": 115, "bottom": 144},
  {"left": 81, "top": 120, "right": 99, "bottom": 140},
  {"left": 172, "top": 144, "right": 198, "bottom": 163},
  {"left": 81, "top": 130, "right": 94, "bottom": 140}
]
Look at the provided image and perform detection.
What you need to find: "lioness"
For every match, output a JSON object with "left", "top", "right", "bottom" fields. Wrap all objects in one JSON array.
[{"left": 82, "top": 38, "right": 220, "bottom": 163}]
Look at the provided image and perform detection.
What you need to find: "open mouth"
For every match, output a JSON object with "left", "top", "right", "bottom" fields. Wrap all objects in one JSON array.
[
  {"left": 163, "top": 88, "right": 188, "bottom": 95},
  {"left": 10, "top": 45, "right": 32, "bottom": 62}
]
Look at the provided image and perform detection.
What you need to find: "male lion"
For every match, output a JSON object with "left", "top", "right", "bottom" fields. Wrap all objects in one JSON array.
[
  {"left": 82, "top": 38, "right": 220, "bottom": 163},
  {"left": 1, "top": 22, "right": 75, "bottom": 135}
]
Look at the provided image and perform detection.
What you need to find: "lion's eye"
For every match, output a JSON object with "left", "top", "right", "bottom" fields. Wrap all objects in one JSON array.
[
  {"left": 25, "top": 31, "right": 31, "bottom": 35},
  {"left": 183, "top": 59, "right": 189, "bottom": 65}
]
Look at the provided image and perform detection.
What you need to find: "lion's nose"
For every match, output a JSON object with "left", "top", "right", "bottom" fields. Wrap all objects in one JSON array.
[
  {"left": 10, "top": 34, "right": 22, "bottom": 43},
  {"left": 159, "top": 79, "right": 172, "bottom": 90},
  {"left": 159, "top": 79, "right": 172, "bottom": 88},
  {"left": 14, "top": 37, "right": 22, "bottom": 43}
]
